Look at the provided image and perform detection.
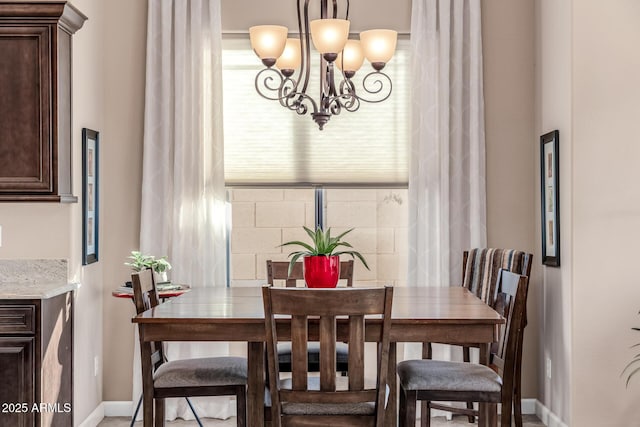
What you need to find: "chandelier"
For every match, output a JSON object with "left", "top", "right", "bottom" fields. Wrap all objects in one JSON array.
[{"left": 249, "top": 0, "right": 397, "bottom": 130}]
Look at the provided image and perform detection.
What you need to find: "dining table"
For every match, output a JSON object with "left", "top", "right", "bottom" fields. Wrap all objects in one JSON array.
[{"left": 133, "top": 285, "right": 504, "bottom": 427}]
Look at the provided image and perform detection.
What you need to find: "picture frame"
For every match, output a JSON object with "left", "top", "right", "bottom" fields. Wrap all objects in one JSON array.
[
  {"left": 540, "top": 130, "right": 560, "bottom": 266},
  {"left": 82, "top": 128, "right": 99, "bottom": 265}
]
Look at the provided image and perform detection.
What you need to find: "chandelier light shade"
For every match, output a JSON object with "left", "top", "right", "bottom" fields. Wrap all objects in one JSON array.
[
  {"left": 249, "top": 25, "right": 288, "bottom": 65},
  {"left": 310, "top": 19, "right": 350, "bottom": 56},
  {"left": 276, "top": 38, "right": 302, "bottom": 76},
  {"left": 249, "top": 0, "right": 397, "bottom": 130},
  {"left": 336, "top": 40, "right": 365, "bottom": 76},
  {"left": 360, "top": 29, "right": 398, "bottom": 68}
]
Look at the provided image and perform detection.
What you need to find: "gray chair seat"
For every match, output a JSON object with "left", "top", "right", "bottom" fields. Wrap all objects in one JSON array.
[
  {"left": 278, "top": 376, "right": 377, "bottom": 416},
  {"left": 397, "top": 359, "right": 502, "bottom": 393},
  {"left": 154, "top": 356, "right": 248, "bottom": 388}
]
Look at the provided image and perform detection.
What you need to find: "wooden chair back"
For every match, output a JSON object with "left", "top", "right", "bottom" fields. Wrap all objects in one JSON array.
[
  {"left": 262, "top": 286, "right": 394, "bottom": 427},
  {"left": 266, "top": 259, "right": 354, "bottom": 287},
  {"left": 489, "top": 269, "right": 528, "bottom": 406},
  {"left": 462, "top": 248, "right": 532, "bottom": 305},
  {"left": 131, "top": 269, "right": 165, "bottom": 377}
]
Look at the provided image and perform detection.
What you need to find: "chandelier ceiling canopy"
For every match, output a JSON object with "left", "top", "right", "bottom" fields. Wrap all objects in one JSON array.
[{"left": 249, "top": 0, "right": 397, "bottom": 130}]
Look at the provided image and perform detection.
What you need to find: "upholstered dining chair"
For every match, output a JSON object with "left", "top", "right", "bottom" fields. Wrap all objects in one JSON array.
[
  {"left": 421, "top": 248, "right": 533, "bottom": 425},
  {"left": 262, "top": 285, "right": 394, "bottom": 427},
  {"left": 132, "top": 269, "right": 248, "bottom": 427},
  {"left": 463, "top": 248, "right": 533, "bottom": 427},
  {"left": 398, "top": 269, "right": 529, "bottom": 427},
  {"left": 266, "top": 259, "right": 354, "bottom": 373}
]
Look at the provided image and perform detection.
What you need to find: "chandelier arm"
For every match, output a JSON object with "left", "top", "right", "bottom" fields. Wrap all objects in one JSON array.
[
  {"left": 328, "top": 63, "right": 338, "bottom": 97},
  {"left": 283, "top": 90, "right": 319, "bottom": 116},
  {"left": 355, "top": 71, "right": 394, "bottom": 103},
  {"left": 345, "top": 0, "right": 349, "bottom": 20},
  {"left": 326, "top": 92, "right": 360, "bottom": 113},
  {"left": 254, "top": 68, "right": 286, "bottom": 101},
  {"left": 332, "top": 0, "right": 338, "bottom": 18},
  {"left": 278, "top": 78, "right": 299, "bottom": 108},
  {"left": 299, "top": 0, "right": 312, "bottom": 96}
]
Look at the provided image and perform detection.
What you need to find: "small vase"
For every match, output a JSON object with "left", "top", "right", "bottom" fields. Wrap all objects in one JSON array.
[
  {"left": 154, "top": 271, "right": 168, "bottom": 284},
  {"left": 303, "top": 255, "right": 340, "bottom": 288}
]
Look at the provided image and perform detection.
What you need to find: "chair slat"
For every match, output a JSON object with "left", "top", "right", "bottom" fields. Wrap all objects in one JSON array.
[
  {"left": 291, "top": 315, "right": 308, "bottom": 391},
  {"left": 319, "top": 315, "right": 337, "bottom": 391},
  {"left": 348, "top": 315, "right": 365, "bottom": 391}
]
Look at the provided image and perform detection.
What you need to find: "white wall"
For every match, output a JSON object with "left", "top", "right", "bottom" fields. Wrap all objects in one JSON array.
[
  {"left": 535, "top": 0, "right": 573, "bottom": 423},
  {"left": 537, "top": 0, "right": 640, "bottom": 425},
  {"left": 70, "top": 0, "right": 107, "bottom": 422},
  {"left": 570, "top": 0, "right": 640, "bottom": 425},
  {"left": 482, "top": 0, "right": 538, "bottom": 399},
  {"left": 100, "top": 0, "right": 147, "bottom": 402}
]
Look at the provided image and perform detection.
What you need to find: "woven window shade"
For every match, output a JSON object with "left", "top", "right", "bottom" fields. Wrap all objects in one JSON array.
[{"left": 222, "top": 36, "right": 409, "bottom": 187}]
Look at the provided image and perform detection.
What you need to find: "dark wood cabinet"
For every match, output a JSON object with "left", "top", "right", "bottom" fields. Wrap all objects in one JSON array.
[
  {"left": 0, "top": 337, "right": 35, "bottom": 427},
  {"left": 0, "top": 293, "right": 73, "bottom": 427},
  {"left": 0, "top": 2, "right": 86, "bottom": 202}
]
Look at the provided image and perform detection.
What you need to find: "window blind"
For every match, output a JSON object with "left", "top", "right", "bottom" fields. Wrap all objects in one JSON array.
[{"left": 222, "top": 36, "right": 410, "bottom": 187}]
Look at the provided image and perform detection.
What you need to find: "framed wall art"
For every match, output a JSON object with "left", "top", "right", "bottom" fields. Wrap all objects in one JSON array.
[
  {"left": 82, "top": 128, "right": 99, "bottom": 265},
  {"left": 540, "top": 130, "right": 560, "bottom": 266}
]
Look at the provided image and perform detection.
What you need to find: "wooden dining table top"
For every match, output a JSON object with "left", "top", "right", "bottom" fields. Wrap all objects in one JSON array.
[
  {"left": 133, "top": 285, "right": 504, "bottom": 333},
  {"left": 134, "top": 285, "right": 500, "bottom": 316}
]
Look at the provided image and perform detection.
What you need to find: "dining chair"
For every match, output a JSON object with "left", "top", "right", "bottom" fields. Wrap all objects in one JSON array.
[
  {"left": 398, "top": 269, "right": 529, "bottom": 427},
  {"left": 132, "top": 269, "right": 248, "bottom": 427},
  {"left": 421, "top": 248, "right": 532, "bottom": 425},
  {"left": 262, "top": 285, "right": 394, "bottom": 427},
  {"left": 266, "top": 259, "right": 354, "bottom": 373}
]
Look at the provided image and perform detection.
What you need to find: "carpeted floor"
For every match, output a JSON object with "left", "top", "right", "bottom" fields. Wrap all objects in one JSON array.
[{"left": 98, "top": 414, "right": 546, "bottom": 426}]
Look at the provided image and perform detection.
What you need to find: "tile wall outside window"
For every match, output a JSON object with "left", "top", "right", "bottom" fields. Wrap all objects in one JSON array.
[{"left": 228, "top": 188, "right": 408, "bottom": 286}]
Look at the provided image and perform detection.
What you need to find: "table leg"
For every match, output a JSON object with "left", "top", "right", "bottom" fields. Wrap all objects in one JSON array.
[
  {"left": 247, "top": 341, "right": 265, "bottom": 427},
  {"left": 478, "top": 343, "right": 489, "bottom": 427},
  {"left": 384, "top": 342, "right": 398, "bottom": 427}
]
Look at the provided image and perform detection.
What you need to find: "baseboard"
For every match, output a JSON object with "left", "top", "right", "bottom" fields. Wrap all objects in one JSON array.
[
  {"left": 536, "top": 400, "right": 569, "bottom": 427},
  {"left": 103, "top": 401, "right": 133, "bottom": 417},
  {"left": 521, "top": 398, "right": 537, "bottom": 414},
  {"left": 78, "top": 402, "right": 104, "bottom": 427}
]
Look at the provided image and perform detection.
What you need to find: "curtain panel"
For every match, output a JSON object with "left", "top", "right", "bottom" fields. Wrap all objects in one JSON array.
[
  {"left": 136, "top": 0, "right": 231, "bottom": 421},
  {"left": 407, "top": 0, "right": 487, "bottom": 365},
  {"left": 408, "top": 0, "right": 486, "bottom": 290}
]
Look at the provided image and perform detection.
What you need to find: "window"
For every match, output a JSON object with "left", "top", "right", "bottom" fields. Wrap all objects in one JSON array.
[
  {"left": 222, "top": 36, "right": 410, "bottom": 285},
  {"left": 222, "top": 36, "right": 410, "bottom": 187}
]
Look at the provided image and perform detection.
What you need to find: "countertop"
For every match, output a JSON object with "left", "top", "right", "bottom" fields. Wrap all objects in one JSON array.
[{"left": 0, "top": 282, "right": 79, "bottom": 299}]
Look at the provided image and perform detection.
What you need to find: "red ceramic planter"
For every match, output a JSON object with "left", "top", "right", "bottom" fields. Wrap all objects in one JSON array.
[{"left": 303, "top": 255, "right": 340, "bottom": 288}]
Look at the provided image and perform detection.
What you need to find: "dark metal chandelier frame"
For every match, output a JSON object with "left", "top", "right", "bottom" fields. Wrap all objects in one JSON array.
[{"left": 253, "top": 0, "right": 393, "bottom": 130}]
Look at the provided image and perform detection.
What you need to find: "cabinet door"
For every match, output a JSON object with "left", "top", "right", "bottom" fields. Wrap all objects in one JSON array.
[
  {"left": 0, "top": 337, "right": 35, "bottom": 427},
  {"left": 0, "top": 26, "right": 53, "bottom": 194}
]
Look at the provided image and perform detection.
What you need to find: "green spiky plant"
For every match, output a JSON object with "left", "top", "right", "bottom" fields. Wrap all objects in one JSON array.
[
  {"left": 622, "top": 323, "right": 640, "bottom": 387},
  {"left": 280, "top": 226, "right": 370, "bottom": 276}
]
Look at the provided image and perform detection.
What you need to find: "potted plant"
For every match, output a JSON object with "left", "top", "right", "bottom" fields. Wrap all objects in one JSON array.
[
  {"left": 280, "top": 226, "right": 369, "bottom": 288},
  {"left": 125, "top": 250, "right": 172, "bottom": 284}
]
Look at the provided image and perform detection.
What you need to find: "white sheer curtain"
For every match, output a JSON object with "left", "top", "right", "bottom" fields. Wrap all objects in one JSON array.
[
  {"left": 134, "top": 0, "right": 231, "bottom": 421},
  {"left": 407, "top": 0, "right": 487, "bottom": 361}
]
